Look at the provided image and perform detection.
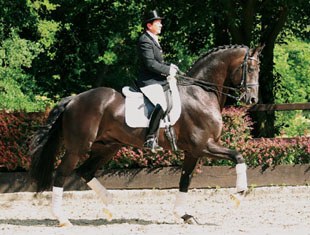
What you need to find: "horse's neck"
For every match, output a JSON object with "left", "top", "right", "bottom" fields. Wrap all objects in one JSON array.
[
  {"left": 185, "top": 47, "right": 250, "bottom": 112},
  {"left": 179, "top": 85, "right": 221, "bottom": 113},
  {"left": 189, "top": 60, "right": 228, "bottom": 88},
  {"left": 188, "top": 68, "right": 228, "bottom": 108}
]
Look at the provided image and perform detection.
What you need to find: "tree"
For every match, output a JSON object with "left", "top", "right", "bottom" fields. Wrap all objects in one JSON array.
[
  {"left": 274, "top": 37, "right": 310, "bottom": 136},
  {"left": 1, "top": 0, "right": 308, "bottom": 137},
  {"left": 0, "top": 1, "right": 56, "bottom": 111},
  {"left": 207, "top": 0, "right": 309, "bottom": 137},
  {"left": 31, "top": 0, "right": 145, "bottom": 98}
]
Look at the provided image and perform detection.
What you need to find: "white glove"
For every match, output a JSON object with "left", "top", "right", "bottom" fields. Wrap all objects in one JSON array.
[{"left": 169, "top": 63, "right": 179, "bottom": 78}]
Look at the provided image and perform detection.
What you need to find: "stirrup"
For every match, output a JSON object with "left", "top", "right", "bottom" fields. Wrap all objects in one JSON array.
[{"left": 143, "top": 137, "right": 163, "bottom": 153}]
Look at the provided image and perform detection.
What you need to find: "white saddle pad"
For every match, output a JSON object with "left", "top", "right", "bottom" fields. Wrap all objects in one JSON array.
[{"left": 122, "top": 78, "right": 181, "bottom": 128}]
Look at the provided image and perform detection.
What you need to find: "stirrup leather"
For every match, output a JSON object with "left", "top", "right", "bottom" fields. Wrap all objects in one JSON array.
[{"left": 164, "top": 124, "right": 178, "bottom": 152}]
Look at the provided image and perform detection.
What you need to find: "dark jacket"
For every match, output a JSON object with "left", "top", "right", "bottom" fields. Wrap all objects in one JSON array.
[{"left": 137, "top": 32, "right": 170, "bottom": 87}]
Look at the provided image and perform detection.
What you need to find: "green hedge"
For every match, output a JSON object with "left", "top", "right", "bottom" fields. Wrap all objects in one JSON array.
[{"left": 0, "top": 108, "right": 309, "bottom": 171}]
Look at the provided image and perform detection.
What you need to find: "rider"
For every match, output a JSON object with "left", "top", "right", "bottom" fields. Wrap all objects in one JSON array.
[{"left": 137, "top": 9, "right": 179, "bottom": 152}]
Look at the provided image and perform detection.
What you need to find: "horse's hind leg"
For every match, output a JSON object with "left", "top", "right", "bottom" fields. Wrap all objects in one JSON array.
[
  {"left": 52, "top": 151, "right": 81, "bottom": 227},
  {"left": 75, "top": 143, "right": 120, "bottom": 220},
  {"left": 173, "top": 152, "right": 199, "bottom": 223}
]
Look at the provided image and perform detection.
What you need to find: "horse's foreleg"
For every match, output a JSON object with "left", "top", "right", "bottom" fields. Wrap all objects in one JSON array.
[
  {"left": 205, "top": 139, "right": 248, "bottom": 206},
  {"left": 205, "top": 138, "right": 247, "bottom": 193},
  {"left": 228, "top": 162, "right": 248, "bottom": 207},
  {"left": 173, "top": 153, "right": 198, "bottom": 222},
  {"left": 52, "top": 152, "right": 80, "bottom": 227},
  {"left": 235, "top": 162, "right": 247, "bottom": 192}
]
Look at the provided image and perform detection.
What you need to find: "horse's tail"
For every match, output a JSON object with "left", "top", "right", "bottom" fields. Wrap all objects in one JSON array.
[{"left": 29, "top": 96, "right": 74, "bottom": 192}]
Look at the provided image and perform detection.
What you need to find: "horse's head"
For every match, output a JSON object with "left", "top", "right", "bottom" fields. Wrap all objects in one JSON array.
[
  {"left": 231, "top": 45, "right": 264, "bottom": 105},
  {"left": 182, "top": 44, "right": 265, "bottom": 107}
]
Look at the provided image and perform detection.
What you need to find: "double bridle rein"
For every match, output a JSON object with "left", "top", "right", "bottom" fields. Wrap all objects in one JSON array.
[{"left": 177, "top": 47, "right": 259, "bottom": 101}]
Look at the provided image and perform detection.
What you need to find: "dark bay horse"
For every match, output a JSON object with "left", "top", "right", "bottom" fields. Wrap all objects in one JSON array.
[{"left": 30, "top": 44, "right": 263, "bottom": 226}]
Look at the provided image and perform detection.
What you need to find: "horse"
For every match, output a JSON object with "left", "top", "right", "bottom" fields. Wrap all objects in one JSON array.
[{"left": 30, "top": 44, "right": 264, "bottom": 226}]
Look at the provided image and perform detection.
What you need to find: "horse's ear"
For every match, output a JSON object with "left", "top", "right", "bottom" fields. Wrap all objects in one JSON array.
[{"left": 252, "top": 44, "right": 265, "bottom": 57}]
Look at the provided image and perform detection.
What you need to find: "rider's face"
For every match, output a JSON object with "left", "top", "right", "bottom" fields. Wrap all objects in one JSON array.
[{"left": 147, "top": 19, "right": 162, "bottom": 35}]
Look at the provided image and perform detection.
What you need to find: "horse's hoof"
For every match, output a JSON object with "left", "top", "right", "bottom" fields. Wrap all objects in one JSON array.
[
  {"left": 230, "top": 190, "right": 248, "bottom": 208},
  {"left": 58, "top": 220, "right": 73, "bottom": 227},
  {"left": 103, "top": 208, "right": 113, "bottom": 221},
  {"left": 181, "top": 214, "right": 200, "bottom": 224},
  {"left": 230, "top": 193, "right": 242, "bottom": 208}
]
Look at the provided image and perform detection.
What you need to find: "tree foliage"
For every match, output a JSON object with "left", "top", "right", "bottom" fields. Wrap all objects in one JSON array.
[
  {"left": 274, "top": 37, "right": 310, "bottom": 136},
  {"left": 0, "top": 1, "right": 56, "bottom": 111}
]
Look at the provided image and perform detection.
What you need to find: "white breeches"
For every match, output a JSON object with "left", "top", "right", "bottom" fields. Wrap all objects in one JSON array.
[{"left": 140, "top": 84, "right": 167, "bottom": 112}]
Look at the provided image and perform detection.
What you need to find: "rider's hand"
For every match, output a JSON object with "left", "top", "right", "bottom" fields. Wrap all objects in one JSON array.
[
  {"left": 169, "top": 63, "right": 179, "bottom": 78},
  {"left": 177, "top": 70, "right": 185, "bottom": 76}
]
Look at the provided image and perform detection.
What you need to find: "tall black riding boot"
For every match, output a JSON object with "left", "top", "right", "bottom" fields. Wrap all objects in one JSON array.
[{"left": 144, "top": 104, "right": 164, "bottom": 152}]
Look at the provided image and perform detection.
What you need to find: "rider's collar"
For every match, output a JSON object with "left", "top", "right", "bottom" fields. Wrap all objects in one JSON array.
[{"left": 146, "top": 30, "right": 160, "bottom": 45}]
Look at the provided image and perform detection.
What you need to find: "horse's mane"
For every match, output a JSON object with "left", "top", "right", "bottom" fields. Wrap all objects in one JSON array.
[{"left": 187, "top": 44, "right": 248, "bottom": 73}]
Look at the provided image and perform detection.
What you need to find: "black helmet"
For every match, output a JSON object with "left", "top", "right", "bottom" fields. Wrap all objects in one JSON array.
[{"left": 143, "top": 10, "right": 164, "bottom": 24}]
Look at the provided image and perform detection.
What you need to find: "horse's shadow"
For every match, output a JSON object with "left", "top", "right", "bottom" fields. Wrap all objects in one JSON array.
[{"left": 0, "top": 218, "right": 219, "bottom": 226}]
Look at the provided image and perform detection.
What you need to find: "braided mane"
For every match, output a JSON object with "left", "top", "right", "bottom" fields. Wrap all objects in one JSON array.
[{"left": 187, "top": 44, "right": 248, "bottom": 73}]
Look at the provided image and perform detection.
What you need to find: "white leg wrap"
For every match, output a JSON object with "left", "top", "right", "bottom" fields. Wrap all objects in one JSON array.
[
  {"left": 236, "top": 163, "right": 248, "bottom": 192},
  {"left": 51, "top": 186, "right": 71, "bottom": 226},
  {"left": 173, "top": 191, "right": 187, "bottom": 218},
  {"left": 87, "top": 178, "right": 113, "bottom": 205}
]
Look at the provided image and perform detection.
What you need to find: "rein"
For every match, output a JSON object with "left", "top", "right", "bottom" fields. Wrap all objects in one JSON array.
[
  {"left": 177, "top": 74, "right": 241, "bottom": 100},
  {"left": 177, "top": 48, "right": 259, "bottom": 101}
]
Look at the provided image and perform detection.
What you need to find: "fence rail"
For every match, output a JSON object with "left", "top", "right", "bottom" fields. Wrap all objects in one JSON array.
[{"left": 248, "top": 102, "right": 310, "bottom": 112}]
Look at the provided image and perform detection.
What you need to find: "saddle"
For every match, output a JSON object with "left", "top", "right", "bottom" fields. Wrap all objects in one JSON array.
[
  {"left": 122, "top": 80, "right": 181, "bottom": 128},
  {"left": 122, "top": 79, "right": 181, "bottom": 151}
]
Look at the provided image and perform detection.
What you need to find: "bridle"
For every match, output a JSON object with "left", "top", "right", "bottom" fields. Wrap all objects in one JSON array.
[
  {"left": 237, "top": 47, "right": 259, "bottom": 101},
  {"left": 239, "top": 47, "right": 259, "bottom": 89},
  {"left": 177, "top": 47, "right": 259, "bottom": 101}
]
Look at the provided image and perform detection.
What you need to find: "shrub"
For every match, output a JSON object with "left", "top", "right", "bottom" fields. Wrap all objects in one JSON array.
[
  {"left": 202, "top": 106, "right": 253, "bottom": 167},
  {"left": 0, "top": 107, "right": 309, "bottom": 171},
  {"left": 198, "top": 107, "right": 309, "bottom": 169},
  {"left": 107, "top": 147, "right": 183, "bottom": 169},
  {"left": 0, "top": 111, "right": 46, "bottom": 170},
  {"left": 245, "top": 137, "right": 310, "bottom": 170}
]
